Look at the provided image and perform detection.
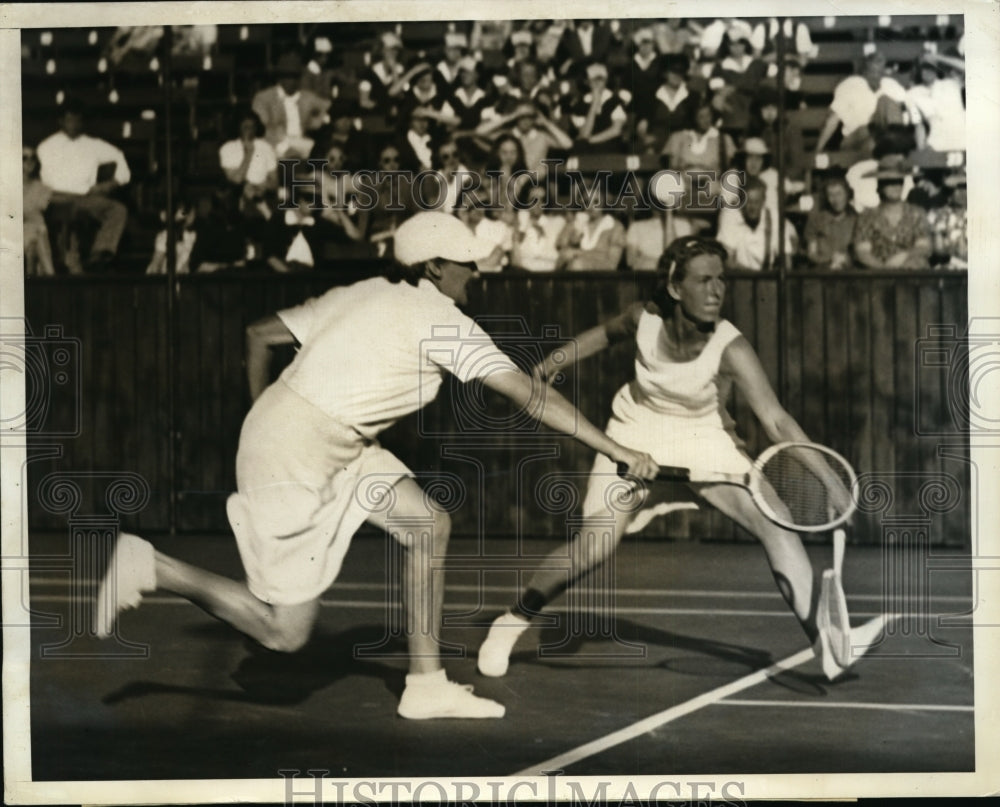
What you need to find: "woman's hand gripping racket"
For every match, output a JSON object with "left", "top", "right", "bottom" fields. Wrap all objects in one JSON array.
[{"left": 616, "top": 441, "right": 857, "bottom": 533}]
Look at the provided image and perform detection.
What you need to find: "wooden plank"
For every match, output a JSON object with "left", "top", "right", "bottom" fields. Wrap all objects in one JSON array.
[
  {"left": 822, "top": 276, "right": 851, "bottom": 457},
  {"left": 783, "top": 277, "right": 804, "bottom": 426},
  {"left": 174, "top": 279, "right": 202, "bottom": 531},
  {"left": 845, "top": 275, "right": 874, "bottom": 477},
  {"left": 869, "top": 279, "right": 896, "bottom": 487},
  {"left": 799, "top": 276, "right": 827, "bottom": 445}
]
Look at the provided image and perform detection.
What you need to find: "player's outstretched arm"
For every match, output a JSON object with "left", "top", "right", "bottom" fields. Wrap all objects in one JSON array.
[
  {"left": 481, "top": 368, "right": 658, "bottom": 479},
  {"left": 534, "top": 302, "right": 642, "bottom": 381},
  {"left": 245, "top": 314, "right": 296, "bottom": 401}
]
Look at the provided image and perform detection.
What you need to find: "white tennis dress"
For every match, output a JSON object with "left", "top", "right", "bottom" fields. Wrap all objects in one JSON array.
[{"left": 582, "top": 309, "right": 753, "bottom": 523}]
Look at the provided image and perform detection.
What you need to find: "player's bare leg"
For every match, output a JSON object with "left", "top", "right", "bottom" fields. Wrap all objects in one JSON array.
[
  {"left": 478, "top": 487, "right": 634, "bottom": 677},
  {"left": 366, "top": 476, "right": 504, "bottom": 718},
  {"left": 93, "top": 530, "right": 321, "bottom": 652}
]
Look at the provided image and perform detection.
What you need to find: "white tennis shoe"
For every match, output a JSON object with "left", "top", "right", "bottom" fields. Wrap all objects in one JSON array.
[
  {"left": 477, "top": 610, "right": 531, "bottom": 677},
  {"left": 93, "top": 532, "right": 156, "bottom": 638},
  {"left": 397, "top": 670, "right": 505, "bottom": 719},
  {"left": 815, "top": 607, "right": 898, "bottom": 681}
]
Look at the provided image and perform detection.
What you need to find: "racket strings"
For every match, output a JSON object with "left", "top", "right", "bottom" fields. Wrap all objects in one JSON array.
[{"left": 755, "top": 447, "right": 854, "bottom": 530}]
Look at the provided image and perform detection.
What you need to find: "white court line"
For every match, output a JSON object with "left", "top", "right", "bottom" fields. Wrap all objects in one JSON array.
[
  {"left": 23, "top": 578, "right": 972, "bottom": 604},
  {"left": 717, "top": 699, "right": 973, "bottom": 713},
  {"left": 24, "top": 594, "right": 888, "bottom": 619},
  {"left": 512, "top": 641, "right": 821, "bottom": 776}
]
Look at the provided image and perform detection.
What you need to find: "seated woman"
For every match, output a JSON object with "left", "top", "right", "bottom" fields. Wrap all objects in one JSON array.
[
  {"left": 853, "top": 156, "right": 932, "bottom": 270},
  {"left": 358, "top": 32, "right": 408, "bottom": 114},
  {"left": 663, "top": 101, "right": 736, "bottom": 208},
  {"left": 803, "top": 172, "right": 857, "bottom": 270},
  {"left": 557, "top": 191, "right": 627, "bottom": 271},
  {"left": 483, "top": 134, "right": 530, "bottom": 215},
  {"left": 745, "top": 85, "right": 808, "bottom": 184},
  {"left": 511, "top": 185, "right": 566, "bottom": 272},
  {"left": 218, "top": 109, "right": 278, "bottom": 223},
  {"left": 709, "top": 23, "right": 767, "bottom": 132},
  {"left": 569, "top": 63, "right": 628, "bottom": 154},
  {"left": 927, "top": 171, "right": 967, "bottom": 269}
]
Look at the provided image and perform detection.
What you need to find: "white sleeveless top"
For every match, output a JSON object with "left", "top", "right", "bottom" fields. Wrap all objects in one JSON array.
[
  {"left": 603, "top": 312, "right": 750, "bottom": 474},
  {"left": 631, "top": 312, "right": 741, "bottom": 418}
]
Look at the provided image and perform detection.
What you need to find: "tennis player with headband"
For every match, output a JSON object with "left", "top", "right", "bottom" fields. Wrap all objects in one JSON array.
[
  {"left": 93, "top": 211, "right": 659, "bottom": 720},
  {"left": 479, "top": 236, "right": 868, "bottom": 682}
]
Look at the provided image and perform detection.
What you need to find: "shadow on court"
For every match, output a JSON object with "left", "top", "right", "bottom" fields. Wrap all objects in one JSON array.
[{"left": 102, "top": 625, "right": 405, "bottom": 707}]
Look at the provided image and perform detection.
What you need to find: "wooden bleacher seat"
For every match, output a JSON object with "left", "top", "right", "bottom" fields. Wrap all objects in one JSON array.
[{"left": 812, "top": 39, "right": 940, "bottom": 66}]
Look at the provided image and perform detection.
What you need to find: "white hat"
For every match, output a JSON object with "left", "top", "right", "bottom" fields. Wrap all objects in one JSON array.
[
  {"left": 380, "top": 31, "right": 403, "bottom": 50},
  {"left": 444, "top": 32, "right": 468, "bottom": 49},
  {"left": 394, "top": 212, "right": 493, "bottom": 266},
  {"left": 511, "top": 30, "right": 533, "bottom": 47},
  {"left": 457, "top": 55, "right": 478, "bottom": 73}
]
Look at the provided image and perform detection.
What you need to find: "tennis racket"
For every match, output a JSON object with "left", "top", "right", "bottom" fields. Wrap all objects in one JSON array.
[
  {"left": 818, "top": 527, "right": 852, "bottom": 667},
  {"left": 616, "top": 441, "right": 857, "bottom": 533}
]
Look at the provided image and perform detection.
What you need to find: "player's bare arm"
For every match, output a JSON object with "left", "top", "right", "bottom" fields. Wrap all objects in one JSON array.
[
  {"left": 245, "top": 313, "right": 296, "bottom": 401},
  {"left": 481, "top": 368, "right": 658, "bottom": 479}
]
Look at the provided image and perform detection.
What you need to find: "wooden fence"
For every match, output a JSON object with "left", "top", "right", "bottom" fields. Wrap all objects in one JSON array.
[{"left": 23, "top": 270, "right": 971, "bottom": 546}]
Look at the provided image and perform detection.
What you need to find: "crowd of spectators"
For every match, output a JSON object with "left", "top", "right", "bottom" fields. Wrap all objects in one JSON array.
[{"left": 23, "top": 17, "right": 968, "bottom": 276}]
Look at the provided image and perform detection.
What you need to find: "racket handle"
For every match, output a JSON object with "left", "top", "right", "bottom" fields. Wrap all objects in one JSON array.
[
  {"left": 616, "top": 462, "right": 692, "bottom": 481},
  {"left": 833, "top": 528, "right": 846, "bottom": 578}
]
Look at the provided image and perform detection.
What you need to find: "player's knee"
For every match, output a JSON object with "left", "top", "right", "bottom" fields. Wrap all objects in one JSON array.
[{"left": 261, "top": 624, "right": 311, "bottom": 653}]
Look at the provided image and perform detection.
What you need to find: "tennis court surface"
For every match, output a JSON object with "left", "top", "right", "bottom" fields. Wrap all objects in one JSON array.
[{"left": 27, "top": 530, "right": 974, "bottom": 780}]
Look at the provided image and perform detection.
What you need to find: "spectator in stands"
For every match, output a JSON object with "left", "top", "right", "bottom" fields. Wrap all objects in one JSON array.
[
  {"left": 625, "top": 207, "right": 666, "bottom": 271},
  {"left": 436, "top": 32, "right": 469, "bottom": 93},
  {"left": 498, "top": 30, "right": 539, "bottom": 88},
  {"left": 469, "top": 20, "right": 513, "bottom": 54},
  {"left": 928, "top": 171, "right": 967, "bottom": 269},
  {"left": 300, "top": 36, "right": 340, "bottom": 100},
  {"left": 106, "top": 25, "right": 216, "bottom": 67},
  {"left": 399, "top": 106, "right": 435, "bottom": 172},
  {"left": 37, "top": 99, "right": 131, "bottom": 272},
  {"left": 847, "top": 135, "right": 916, "bottom": 212},
  {"left": 716, "top": 176, "right": 796, "bottom": 270},
  {"left": 570, "top": 63, "right": 628, "bottom": 153},
  {"left": 803, "top": 171, "right": 857, "bottom": 270},
  {"left": 314, "top": 100, "right": 366, "bottom": 159},
  {"left": 510, "top": 185, "right": 566, "bottom": 271},
  {"left": 556, "top": 190, "right": 627, "bottom": 270},
  {"left": 813, "top": 51, "right": 908, "bottom": 158},
  {"left": 427, "top": 137, "right": 476, "bottom": 214},
  {"left": 663, "top": 101, "right": 735, "bottom": 208},
  {"left": 449, "top": 57, "right": 492, "bottom": 133},
  {"left": 319, "top": 142, "right": 357, "bottom": 210},
  {"left": 457, "top": 192, "right": 512, "bottom": 272},
  {"left": 750, "top": 18, "right": 816, "bottom": 64},
  {"left": 906, "top": 54, "right": 966, "bottom": 153},
  {"left": 366, "top": 143, "right": 414, "bottom": 255},
  {"left": 637, "top": 53, "right": 700, "bottom": 155},
  {"left": 484, "top": 134, "right": 530, "bottom": 212},
  {"left": 853, "top": 155, "right": 932, "bottom": 270},
  {"left": 477, "top": 102, "right": 573, "bottom": 177},
  {"left": 358, "top": 32, "right": 408, "bottom": 113},
  {"left": 497, "top": 59, "right": 556, "bottom": 117},
  {"left": 555, "top": 20, "right": 614, "bottom": 76},
  {"left": 621, "top": 28, "right": 660, "bottom": 121},
  {"left": 398, "top": 63, "right": 461, "bottom": 131},
  {"left": 146, "top": 204, "right": 198, "bottom": 275},
  {"left": 219, "top": 109, "right": 279, "bottom": 222},
  {"left": 745, "top": 85, "right": 808, "bottom": 183},
  {"left": 531, "top": 20, "right": 566, "bottom": 67},
  {"left": 651, "top": 18, "right": 701, "bottom": 57},
  {"left": 709, "top": 22, "right": 767, "bottom": 132},
  {"left": 730, "top": 137, "right": 805, "bottom": 214},
  {"left": 22, "top": 145, "right": 54, "bottom": 277},
  {"left": 264, "top": 179, "right": 331, "bottom": 273},
  {"left": 252, "top": 51, "right": 331, "bottom": 159},
  {"left": 187, "top": 191, "right": 253, "bottom": 272}
]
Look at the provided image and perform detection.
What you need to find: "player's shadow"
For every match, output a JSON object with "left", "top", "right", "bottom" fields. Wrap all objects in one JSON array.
[
  {"left": 102, "top": 624, "right": 406, "bottom": 706},
  {"left": 518, "top": 617, "right": 774, "bottom": 677}
]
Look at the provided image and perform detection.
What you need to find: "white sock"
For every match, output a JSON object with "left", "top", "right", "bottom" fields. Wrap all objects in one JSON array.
[{"left": 405, "top": 668, "right": 448, "bottom": 687}]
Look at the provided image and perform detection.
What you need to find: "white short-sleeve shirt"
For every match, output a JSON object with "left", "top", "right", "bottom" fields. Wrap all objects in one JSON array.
[
  {"left": 829, "top": 75, "right": 907, "bottom": 138},
  {"left": 276, "top": 277, "right": 518, "bottom": 438}
]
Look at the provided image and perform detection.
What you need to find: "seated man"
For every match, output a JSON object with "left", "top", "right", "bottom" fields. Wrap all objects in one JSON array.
[
  {"left": 252, "top": 51, "right": 331, "bottom": 159},
  {"left": 37, "top": 98, "right": 131, "bottom": 272},
  {"left": 716, "top": 177, "right": 796, "bottom": 270},
  {"left": 813, "top": 51, "right": 908, "bottom": 158}
]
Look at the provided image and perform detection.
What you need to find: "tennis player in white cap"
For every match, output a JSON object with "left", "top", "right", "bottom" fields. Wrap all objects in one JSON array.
[{"left": 94, "top": 211, "right": 658, "bottom": 719}]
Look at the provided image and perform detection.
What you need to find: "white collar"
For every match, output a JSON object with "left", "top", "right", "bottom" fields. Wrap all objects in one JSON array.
[
  {"left": 655, "top": 83, "right": 689, "bottom": 109},
  {"left": 634, "top": 52, "right": 657, "bottom": 70},
  {"left": 576, "top": 213, "right": 615, "bottom": 250},
  {"left": 454, "top": 86, "right": 485, "bottom": 105}
]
